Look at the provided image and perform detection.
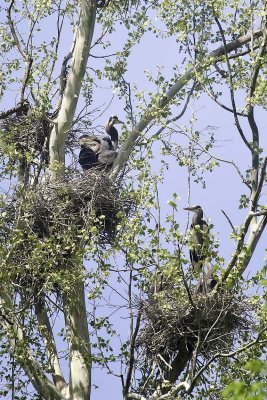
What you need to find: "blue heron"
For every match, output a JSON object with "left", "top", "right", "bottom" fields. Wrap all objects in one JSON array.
[
  {"left": 78, "top": 135, "right": 117, "bottom": 170},
  {"left": 105, "top": 115, "right": 124, "bottom": 150},
  {"left": 184, "top": 205, "right": 209, "bottom": 269}
]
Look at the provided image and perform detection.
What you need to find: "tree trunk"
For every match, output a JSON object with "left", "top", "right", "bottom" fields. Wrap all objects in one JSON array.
[{"left": 49, "top": 0, "right": 96, "bottom": 177}]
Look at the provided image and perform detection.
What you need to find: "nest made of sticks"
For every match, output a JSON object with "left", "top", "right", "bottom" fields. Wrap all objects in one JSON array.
[
  {"left": 3, "top": 170, "right": 132, "bottom": 296},
  {"left": 137, "top": 287, "right": 253, "bottom": 366},
  {"left": 0, "top": 112, "right": 77, "bottom": 156},
  {"left": 0, "top": 114, "right": 51, "bottom": 154},
  {"left": 10, "top": 170, "right": 132, "bottom": 241}
]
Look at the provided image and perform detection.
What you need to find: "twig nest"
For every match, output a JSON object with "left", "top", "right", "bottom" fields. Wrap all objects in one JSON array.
[
  {"left": 32, "top": 171, "right": 131, "bottom": 238},
  {"left": 137, "top": 288, "right": 253, "bottom": 366},
  {"left": 3, "top": 171, "right": 132, "bottom": 296},
  {"left": 0, "top": 114, "right": 50, "bottom": 154}
]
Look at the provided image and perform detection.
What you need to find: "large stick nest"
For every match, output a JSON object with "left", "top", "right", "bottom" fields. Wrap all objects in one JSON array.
[
  {"left": 3, "top": 171, "right": 132, "bottom": 295},
  {"left": 137, "top": 287, "right": 254, "bottom": 366},
  {"left": 0, "top": 113, "right": 76, "bottom": 156},
  {"left": 33, "top": 171, "right": 131, "bottom": 237},
  {"left": 0, "top": 114, "right": 51, "bottom": 154},
  {"left": 8, "top": 170, "right": 132, "bottom": 241}
]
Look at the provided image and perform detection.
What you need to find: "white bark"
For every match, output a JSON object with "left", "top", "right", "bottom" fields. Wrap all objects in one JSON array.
[
  {"left": 63, "top": 281, "right": 91, "bottom": 400},
  {"left": 49, "top": 0, "right": 96, "bottom": 176}
]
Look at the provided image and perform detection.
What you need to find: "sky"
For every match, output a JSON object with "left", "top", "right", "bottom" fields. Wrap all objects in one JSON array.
[{"left": 0, "top": 1, "right": 267, "bottom": 399}]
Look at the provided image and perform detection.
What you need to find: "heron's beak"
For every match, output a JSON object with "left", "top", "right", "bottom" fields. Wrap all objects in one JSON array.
[
  {"left": 115, "top": 119, "right": 124, "bottom": 124},
  {"left": 183, "top": 207, "right": 195, "bottom": 212}
]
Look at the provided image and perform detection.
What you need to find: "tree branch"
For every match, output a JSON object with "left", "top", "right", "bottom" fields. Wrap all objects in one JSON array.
[
  {"left": 110, "top": 28, "right": 263, "bottom": 179},
  {"left": 212, "top": 8, "right": 252, "bottom": 152},
  {"left": 0, "top": 287, "right": 65, "bottom": 400},
  {"left": 187, "top": 328, "right": 267, "bottom": 394},
  {"left": 35, "top": 299, "right": 67, "bottom": 393},
  {"left": 7, "top": 0, "right": 33, "bottom": 101},
  {"left": 124, "top": 310, "right": 142, "bottom": 396}
]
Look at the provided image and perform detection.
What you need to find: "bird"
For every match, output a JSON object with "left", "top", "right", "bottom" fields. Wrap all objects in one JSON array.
[
  {"left": 105, "top": 115, "right": 124, "bottom": 150},
  {"left": 184, "top": 205, "right": 209, "bottom": 269},
  {"left": 78, "top": 135, "right": 98, "bottom": 170},
  {"left": 195, "top": 264, "right": 217, "bottom": 294},
  {"left": 78, "top": 135, "right": 117, "bottom": 170},
  {"left": 16, "top": 99, "right": 31, "bottom": 117}
]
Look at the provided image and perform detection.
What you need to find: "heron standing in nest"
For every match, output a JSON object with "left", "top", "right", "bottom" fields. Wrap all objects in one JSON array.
[
  {"left": 105, "top": 115, "right": 124, "bottom": 150},
  {"left": 78, "top": 135, "right": 117, "bottom": 170},
  {"left": 78, "top": 135, "right": 98, "bottom": 170},
  {"left": 184, "top": 205, "right": 209, "bottom": 269}
]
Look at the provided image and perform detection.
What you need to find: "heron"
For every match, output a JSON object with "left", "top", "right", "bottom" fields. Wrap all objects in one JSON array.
[
  {"left": 105, "top": 115, "right": 124, "bottom": 150},
  {"left": 78, "top": 135, "right": 98, "bottom": 170},
  {"left": 16, "top": 99, "right": 31, "bottom": 117},
  {"left": 184, "top": 205, "right": 209, "bottom": 269},
  {"left": 78, "top": 135, "right": 117, "bottom": 170},
  {"left": 195, "top": 264, "right": 217, "bottom": 294}
]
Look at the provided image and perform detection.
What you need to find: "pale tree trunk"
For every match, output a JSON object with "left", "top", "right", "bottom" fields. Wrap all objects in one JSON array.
[
  {"left": 49, "top": 0, "right": 96, "bottom": 177},
  {"left": 63, "top": 281, "right": 92, "bottom": 400}
]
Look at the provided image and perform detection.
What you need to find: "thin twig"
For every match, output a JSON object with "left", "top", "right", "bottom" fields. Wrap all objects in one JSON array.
[{"left": 221, "top": 210, "right": 236, "bottom": 233}]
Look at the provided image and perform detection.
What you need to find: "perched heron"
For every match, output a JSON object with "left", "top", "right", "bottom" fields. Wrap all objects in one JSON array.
[
  {"left": 78, "top": 135, "right": 98, "bottom": 170},
  {"left": 16, "top": 99, "right": 31, "bottom": 117},
  {"left": 78, "top": 135, "right": 117, "bottom": 170},
  {"left": 184, "top": 205, "right": 209, "bottom": 269},
  {"left": 105, "top": 115, "right": 124, "bottom": 150},
  {"left": 195, "top": 264, "right": 217, "bottom": 294}
]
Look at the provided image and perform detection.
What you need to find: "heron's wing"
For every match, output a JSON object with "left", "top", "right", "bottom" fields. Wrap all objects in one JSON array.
[
  {"left": 98, "top": 150, "right": 117, "bottom": 165},
  {"left": 78, "top": 148, "right": 98, "bottom": 169}
]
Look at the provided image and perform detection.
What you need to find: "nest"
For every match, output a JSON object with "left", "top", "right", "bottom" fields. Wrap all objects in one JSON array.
[
  {"left": 3, "top": 170, "right": 132, "bottom": 296},
  {"left": 0, "top": 114, "right": 51, "bottom": 154},
  {"left": 30, "top": 171, "right": 130, "bottom": 237},
  {"left": 137, "top": 287, "right": 253, "bottom": 369},
  {"left": 0, "top": 113, "right": 77, "bottom": 157}
]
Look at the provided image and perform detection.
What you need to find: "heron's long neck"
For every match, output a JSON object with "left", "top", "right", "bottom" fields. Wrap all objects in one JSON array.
[
  {"left": 106, "top": 125, "right": 118, "bottom": 141},
  {"left": 192, "top": 211, "right": 203, "bottom": 225}
]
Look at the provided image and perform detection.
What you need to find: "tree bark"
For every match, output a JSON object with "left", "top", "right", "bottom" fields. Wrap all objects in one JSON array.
[
  {"left": 63, "top": 280, "right": 91, "bottom": 400},
  {"left": 49, "top": 0, "right": 96, "bottom": 177}
]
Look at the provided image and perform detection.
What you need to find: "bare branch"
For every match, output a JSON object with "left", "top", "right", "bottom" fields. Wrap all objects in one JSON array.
[
  {"left": 251, "top": 156, "right": 267, "bottom": 210},
  {"left": 187, "top": 328, "right": 267, "bottom": 394},
  {"left": 124, "top": 310, "right": 142, "bottom": 395},
  {"left": 221, "top": 210, "right": 236, "bottom": 233},
  {"left": 212, "top": 8, "right": 252, "bottom": 152},
  {"left": 7, "top": 0, "right": 33, "bottom": 101}
]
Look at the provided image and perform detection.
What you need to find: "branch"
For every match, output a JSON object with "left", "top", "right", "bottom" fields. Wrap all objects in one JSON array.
[
  {"left": 221, "top": 211, "right": 267, "bottom": 284},
  {"left": 110, "top": 28, "right": 264, "bottom": 179},
  {"left": 213, "top": 9, "right": 252, "bottom": 152},
  {"left": 49, "top": 0, "right": 97, "bottom": 176},
  {"left": 221, "top": 209, "right": 236, "bottom": 233},
  {"left": 187, "top": 328, "right": 267, "bottom": 394},
  {"left": 0, "top": 287, "right": 64, "bottom": 400},
  {"left": 251, "top": 156, "right": 267, "bottom": 210},
  {"left": 247, "top": 27, "right": 267, "bottom": 216},
  {"left": 7, "top": 0, "right": 33, "bottom": 101},
  {"left": 151, "top": 81, "right": 196, "bottom": 140},
  {"left": 124, "top": 310, "right": 142, "bottom": 395},
  {"left": 35, "top": 299, "right": 67, "bottom": 392}
]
